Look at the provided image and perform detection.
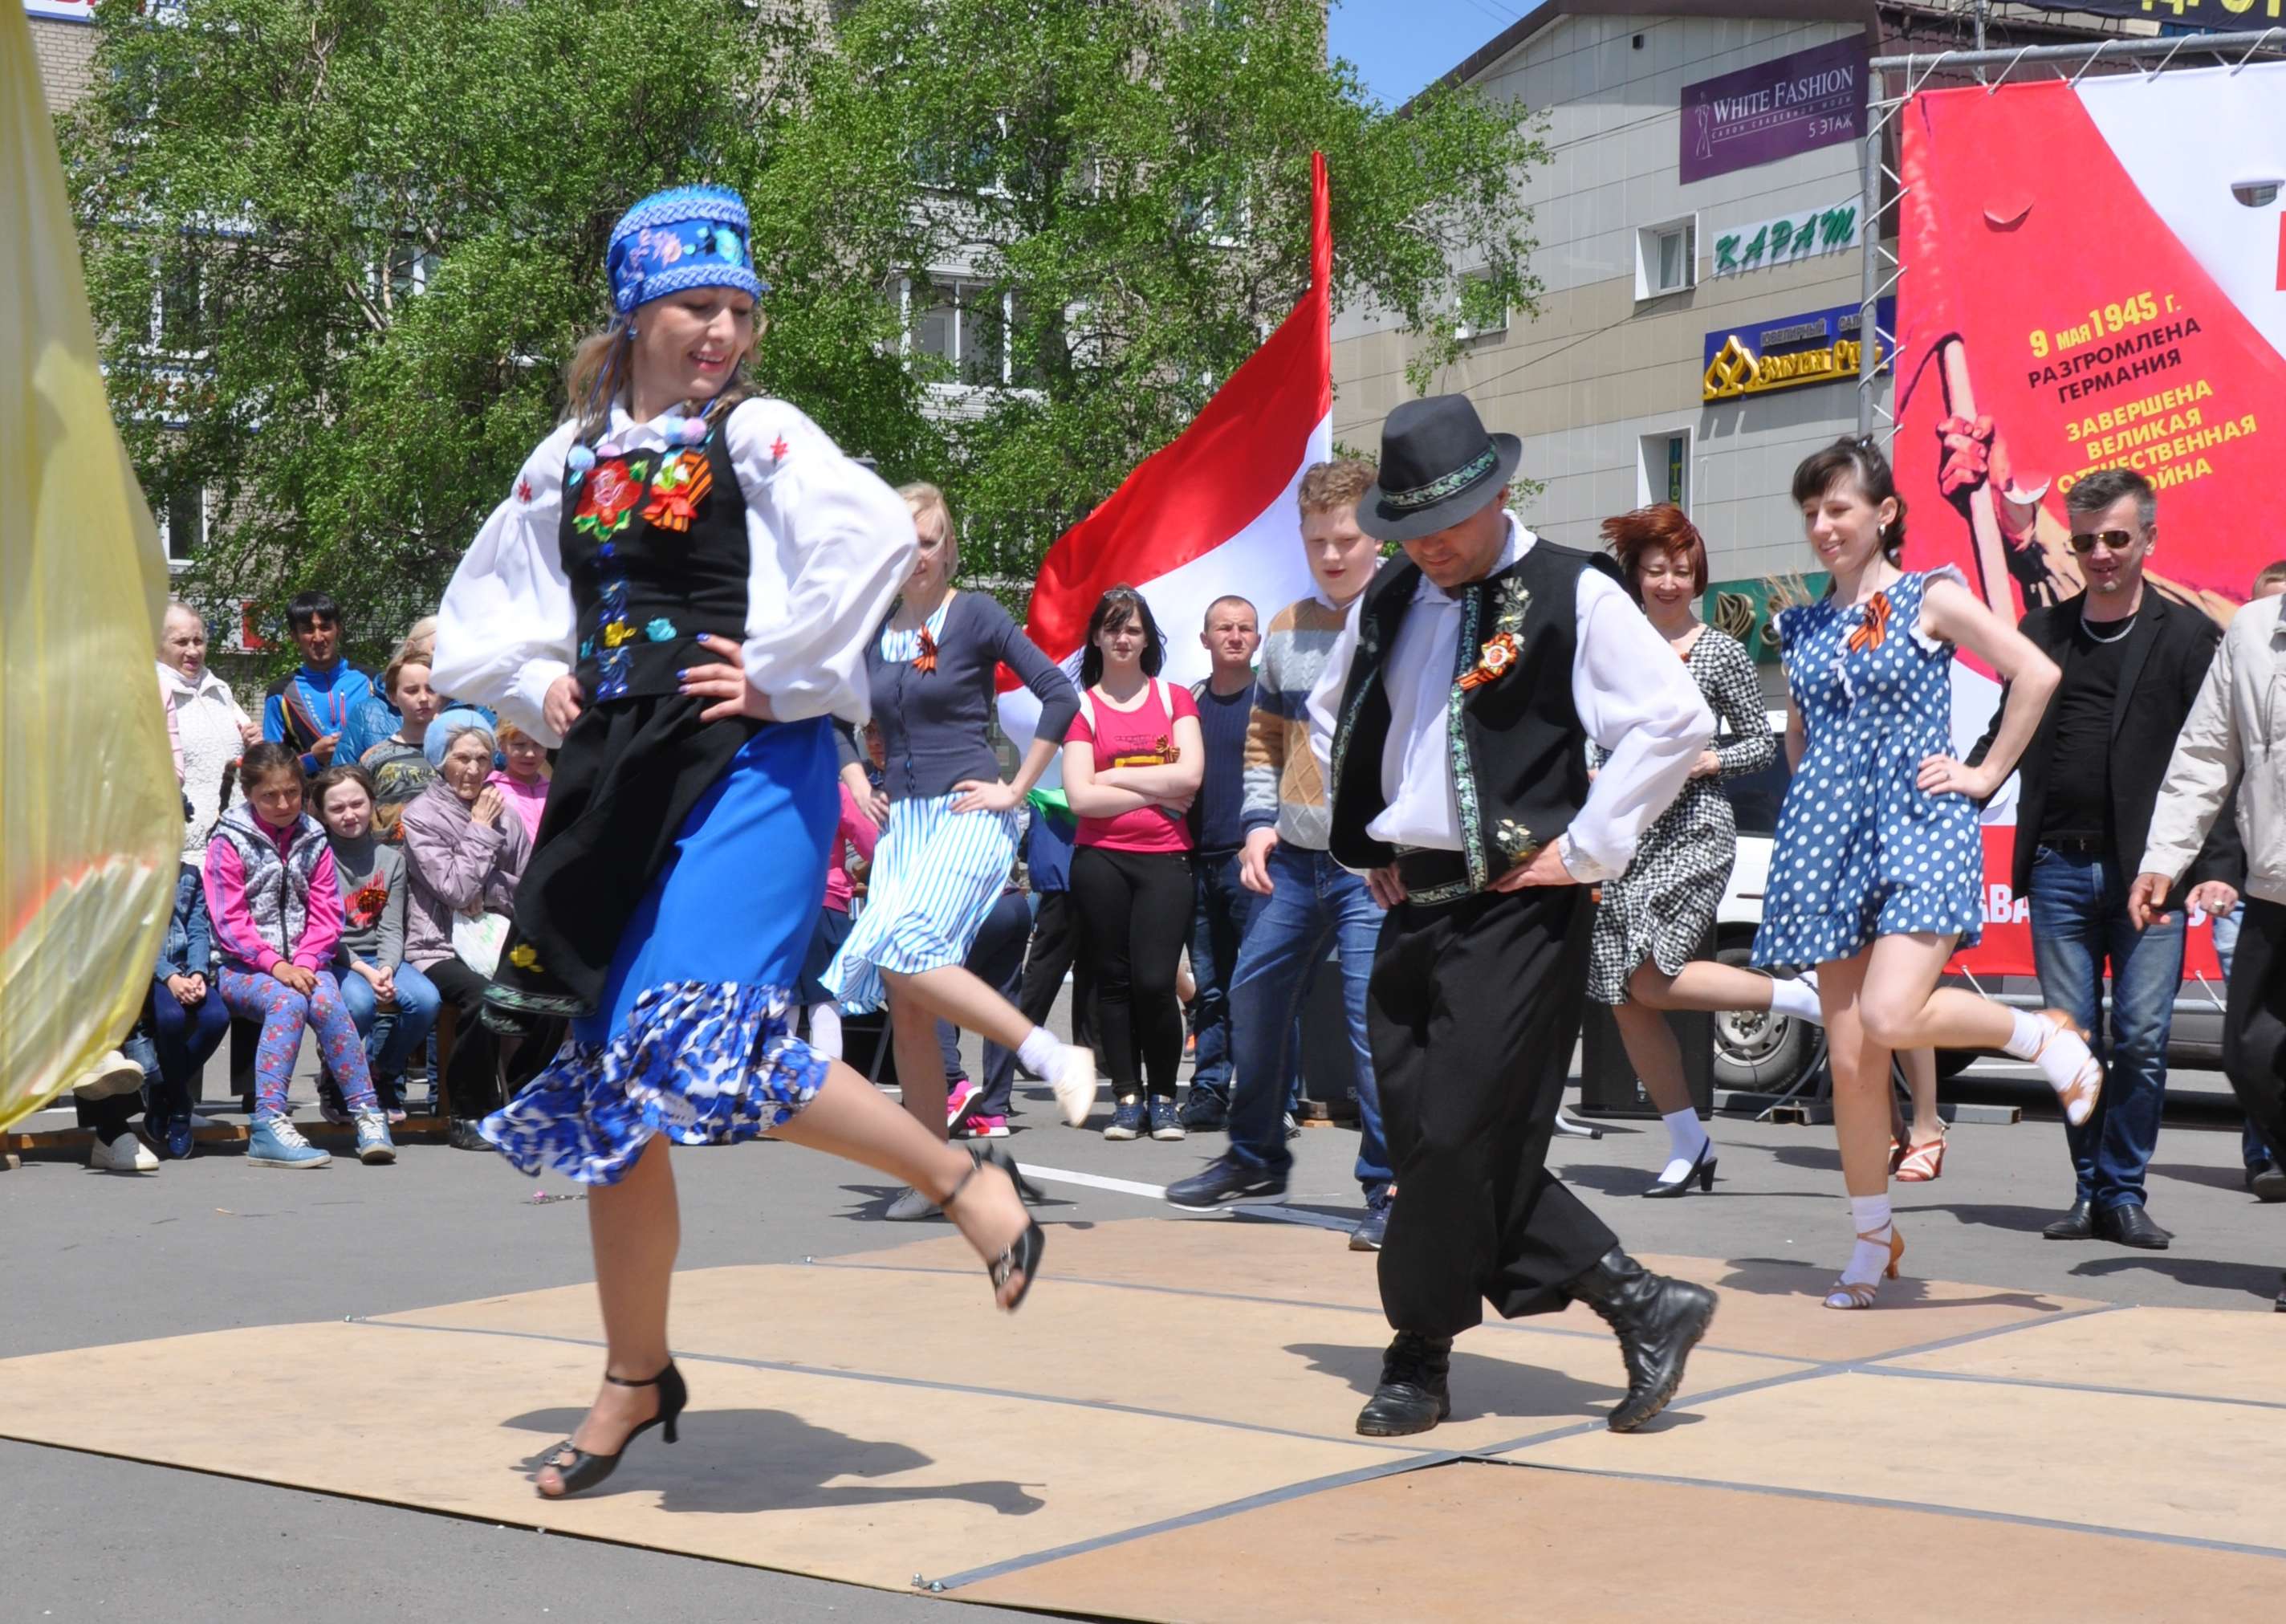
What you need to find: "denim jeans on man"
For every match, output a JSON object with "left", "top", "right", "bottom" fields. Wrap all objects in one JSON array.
[
  {"left": 1225, "top": 842, "right": 1389, "bottom": 1197},
  {"left": 1187, "top": 847, "right": 1257, "bottom": 1105},
  {"left": 2029, "top": 845, "right": 2186, "bottom": 1211},
  {"left": 338, "top": 960, "right": 443, "bottom": 1085}
]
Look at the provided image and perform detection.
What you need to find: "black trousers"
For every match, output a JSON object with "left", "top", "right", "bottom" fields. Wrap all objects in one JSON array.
[
  {"left": 1017, "top": 890, "right": 1096, "bottom": 1053},
  {"left": 1070, "top": 846, "right": 1194, "bottom": 1098},
  {"left": 2224, "top": 897, "right": 2286, "bottom": 1168},
  {"left": 426, "top": 958, "right": 561, "bottom": 1120},
  {"left": 1370, "top": 885, "right": 1617, "bottom": 1337},
  {"left": 938, "top": 888, "right": 1035, "bottom": 1116}
]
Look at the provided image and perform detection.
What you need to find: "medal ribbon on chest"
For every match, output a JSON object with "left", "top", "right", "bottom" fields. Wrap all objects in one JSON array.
[{"left": 1846, "top": 591, "right": 1893, "bottom": 653}]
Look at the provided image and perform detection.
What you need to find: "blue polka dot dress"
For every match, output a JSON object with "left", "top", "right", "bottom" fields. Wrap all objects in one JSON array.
[{"left": 1751, "top": 566, "right": 1983, "bottom": 971}]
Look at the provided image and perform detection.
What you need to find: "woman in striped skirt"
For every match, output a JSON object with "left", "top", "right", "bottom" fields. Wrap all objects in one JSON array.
[{"left": 824, "top": 484, "right": 1097, "bottom": 1218}]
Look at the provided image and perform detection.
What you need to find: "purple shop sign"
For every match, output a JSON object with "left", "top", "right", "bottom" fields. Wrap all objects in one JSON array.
[{"left": 1679, "top": 37, "right": 1868, "bottom": 185}]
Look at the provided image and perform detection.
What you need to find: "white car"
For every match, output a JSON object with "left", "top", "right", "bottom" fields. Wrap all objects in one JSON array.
[{"left": 1708, "top": 710, "right": 1808, "bottom": 1091}]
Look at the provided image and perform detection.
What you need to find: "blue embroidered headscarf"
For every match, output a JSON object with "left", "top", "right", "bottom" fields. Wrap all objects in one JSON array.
[{"left": 605, "top": 185, "right": 767, "bottom": 315}]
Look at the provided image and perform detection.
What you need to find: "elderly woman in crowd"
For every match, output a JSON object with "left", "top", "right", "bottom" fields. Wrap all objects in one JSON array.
[
  {"left": 400, "top": 707, "right": 532, "bottom": 1148},
  {"left": 159, "top": 600, "right": 259, "bottom": 862}
]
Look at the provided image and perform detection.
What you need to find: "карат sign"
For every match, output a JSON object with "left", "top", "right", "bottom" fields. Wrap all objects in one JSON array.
[{"left": 1680, "top": 37, "right": 1868, "bottom": 185}]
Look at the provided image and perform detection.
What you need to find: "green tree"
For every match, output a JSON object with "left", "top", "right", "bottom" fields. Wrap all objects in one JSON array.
[{"left": 66, "top": 0, "right": 1544, "bottom": 653}]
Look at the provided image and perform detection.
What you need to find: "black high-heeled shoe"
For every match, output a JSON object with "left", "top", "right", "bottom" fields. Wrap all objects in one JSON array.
[
  {"left": 971, "top": 1141, "right": 1046, "bottom": 1203},
  {"left": 535, "top": 1362, "right": 686, "bottom": 1500},
  {"left": 948, "top": 1146, "right": 1047, "bottom": 1311},
  {"left": 1643, "top": 1140, "right": 1717, "bottom": 1199}
]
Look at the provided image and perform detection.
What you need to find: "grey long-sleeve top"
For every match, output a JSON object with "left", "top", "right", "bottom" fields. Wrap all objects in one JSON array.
[{"left": 867, "top": 590, "right": 1079, "bottom": 803}]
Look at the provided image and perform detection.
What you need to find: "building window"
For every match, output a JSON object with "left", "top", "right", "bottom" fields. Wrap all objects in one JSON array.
[
  {"left": 157, "top": 482, "right": 206, "bottom": 570},
  {"left": 1635, "top": 218, "right": 1696, "bottom": 300},
  {"left": 1638, "top": 431, "right": 1690, "bottom": 511},
  {"left": 1455, "top": 268, "right": 1507, "bottom": 342},
  {"left": 906, "top": 277, "right": 1036, "bottom": 388}
]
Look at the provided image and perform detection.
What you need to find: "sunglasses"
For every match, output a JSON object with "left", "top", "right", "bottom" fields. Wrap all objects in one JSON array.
[{"left": 2068, "top": 528, "right": 2142, "bottom": 555}]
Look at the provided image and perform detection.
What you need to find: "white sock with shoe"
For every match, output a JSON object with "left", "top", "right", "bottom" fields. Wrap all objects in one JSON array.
[
  {"left": 1999, "top": 1008, "right": 2104, "bottom": 1125},
  {"left": 1767, "top": 975, "right": 1824, "bottom": 1024},
  {"left": 1838, "top": 1193, "right": 1895, "bottom": 1289},
  {"left": 1657, "top": 1108, "right": 1710, "bottom": 1186}
]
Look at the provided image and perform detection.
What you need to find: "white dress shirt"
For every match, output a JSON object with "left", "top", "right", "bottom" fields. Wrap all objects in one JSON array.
[
  {"left": 1308, "top": 516, "right": 1714, "bottom": 882},
  {"left": 433, "top": 397, "right": 916, "bottom": 747}
]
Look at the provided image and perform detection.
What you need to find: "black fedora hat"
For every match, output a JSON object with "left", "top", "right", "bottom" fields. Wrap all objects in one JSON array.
[{"left": 1357, "top": 395, "right": 1523, "bottom": 543}]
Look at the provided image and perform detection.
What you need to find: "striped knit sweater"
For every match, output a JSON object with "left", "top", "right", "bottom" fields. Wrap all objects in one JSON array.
[{"left": 1241, "top": 592, "right": 1358, "bottom": 849}]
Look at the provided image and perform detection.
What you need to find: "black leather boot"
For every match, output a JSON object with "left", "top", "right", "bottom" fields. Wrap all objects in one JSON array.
[
  {"left": 1564, "top": 1249, "right": 1717, "bottom": 1433},
  {"left": 1354, "top": 1332, "right": 1453, "bottom": 1437}
]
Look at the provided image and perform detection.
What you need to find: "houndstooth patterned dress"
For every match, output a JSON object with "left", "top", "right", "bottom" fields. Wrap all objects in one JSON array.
[{"left": 1588, "top": 625, "right": 1773, "bottom": 1005}]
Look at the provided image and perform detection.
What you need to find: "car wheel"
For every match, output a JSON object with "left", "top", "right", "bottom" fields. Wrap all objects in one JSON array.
[{"left": 1710, "top": 943, "right": 1812, "bottom": 1093}]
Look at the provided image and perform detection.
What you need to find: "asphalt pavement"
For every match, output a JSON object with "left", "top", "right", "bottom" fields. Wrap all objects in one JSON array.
[{"left": 6, "top": 1033, "right": 2279, "bottom": 1622}]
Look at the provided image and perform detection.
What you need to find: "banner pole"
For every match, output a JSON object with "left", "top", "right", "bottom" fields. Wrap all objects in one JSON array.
[{"left": 1855, "top": 76, "right": 1882, "bottom": 439}]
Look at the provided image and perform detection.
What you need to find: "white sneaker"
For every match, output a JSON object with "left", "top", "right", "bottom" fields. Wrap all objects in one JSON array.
[
  {"left": 73, "top": 1048, "right": 146, "bottom": 1100},
  {"left": 1051, "top": 1045, "right": 1098, "bottom": 1129},
  {"left": 90, "top": 1134, "right": 158, "bottom": 1173}
]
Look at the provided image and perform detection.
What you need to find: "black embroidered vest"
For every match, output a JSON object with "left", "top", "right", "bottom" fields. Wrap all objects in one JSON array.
[
  {"left": 1327, "top": 538, "right": 1619, "bottom": 893},
  {"left": 559, "top": 430, "right": 749, "bottom": 704}
]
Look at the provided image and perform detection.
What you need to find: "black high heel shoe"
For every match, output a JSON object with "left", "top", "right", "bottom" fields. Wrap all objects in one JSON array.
[
  {"left": 535, "top": 1362, "right": 686, "bottom": 1500},
  {"left": 948, "top": 1145, "right": 1047, "bottom": 1311},
  {"left": 1643, "top": 1140, "right": 1717, "bottom": 1199},
  {"left": 971, "top": 1141, "right": 1046, "bottom": 1203}
]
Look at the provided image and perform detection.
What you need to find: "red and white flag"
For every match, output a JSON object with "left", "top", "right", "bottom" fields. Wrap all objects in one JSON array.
[{"left": 998, "top": 152, "right": 1334, "bottom": 749}]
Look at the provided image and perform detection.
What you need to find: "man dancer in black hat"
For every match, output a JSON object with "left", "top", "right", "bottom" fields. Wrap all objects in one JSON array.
[{"left": 1315, "top": 393, "right": 1721, "bottom": 1435}]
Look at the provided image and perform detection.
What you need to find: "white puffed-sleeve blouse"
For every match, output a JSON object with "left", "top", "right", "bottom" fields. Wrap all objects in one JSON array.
[{"left": 433, "top": 395, "right": 917, "bottom": 747}]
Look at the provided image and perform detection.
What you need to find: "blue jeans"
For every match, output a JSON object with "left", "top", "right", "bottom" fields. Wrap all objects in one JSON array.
[
  {"left": 2028, "top": 845, "right": 2186, "bottom": 1211},
  {"left": 125, "top": 979, "right": 233, "bottom": 1122},
  {"left": 1188, "top": 848, "right": 1258, "bottom": 1101},
  {"left": 338, "top": 960, "right": 443, "bottom": 1086},
  {"left": 1226, "top": 842, "right": 1389, "bottom": 1197}
]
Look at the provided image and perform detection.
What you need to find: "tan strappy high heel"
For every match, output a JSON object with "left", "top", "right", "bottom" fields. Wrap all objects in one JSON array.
[
  {"left": 2031, "top": 1010, "right": 2105, "bottom": 1127},
  {"left": 1823, "top": 1224, "right": 1904, "bottom": 1310}
]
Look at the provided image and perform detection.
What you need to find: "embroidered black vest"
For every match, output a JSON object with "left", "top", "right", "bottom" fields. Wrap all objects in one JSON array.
[
  {"left": 1327, "top": 538, "right": 1620, "bottom": 894},
  {"left": 559, "top": 430, "right": 749, "bottom": 705}
]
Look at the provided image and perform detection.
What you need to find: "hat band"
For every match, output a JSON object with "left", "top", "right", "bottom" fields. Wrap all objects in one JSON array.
[{"left": 1384, "top": 446, "right": 1498, "bottom": 512}]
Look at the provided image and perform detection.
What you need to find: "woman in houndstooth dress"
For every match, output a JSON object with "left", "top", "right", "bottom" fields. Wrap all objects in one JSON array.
[{"left": 1585, "top": 508, "right": 1824, "bottom": 1199}]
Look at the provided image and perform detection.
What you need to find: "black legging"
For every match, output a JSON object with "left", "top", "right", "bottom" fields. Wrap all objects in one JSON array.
[
  {"left": 1069, "top": 845, "right": 1193, "bottom": 1099},
  {"left": 424, "top": 956, "right": 559, "bottom": 1121}
]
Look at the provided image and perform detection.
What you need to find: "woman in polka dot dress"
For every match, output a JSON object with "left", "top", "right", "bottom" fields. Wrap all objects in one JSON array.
[{"left": 1754, "top": 439, "right": 2103, "bottom": 1309}]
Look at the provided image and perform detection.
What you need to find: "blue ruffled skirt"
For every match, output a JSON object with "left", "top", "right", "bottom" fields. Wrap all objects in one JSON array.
[{"left": 483, "top": 718, "right": 836, "bottom": 1184}]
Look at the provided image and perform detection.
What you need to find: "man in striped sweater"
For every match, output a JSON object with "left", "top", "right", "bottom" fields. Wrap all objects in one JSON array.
[{"left": 1168, "top": 459, "right": 1394, "bottom": 1249}]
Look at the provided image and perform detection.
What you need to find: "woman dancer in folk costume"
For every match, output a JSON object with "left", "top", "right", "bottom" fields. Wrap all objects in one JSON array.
[
  {"left": 820, "top": 482, "right": 1096, "bottom": 1220},
  {"left": 1753, "top": 438, "right": 2098, "bottom": 1310},
  {"left": 433, "top": 185, "right": 1043, "bottom": 1500}
]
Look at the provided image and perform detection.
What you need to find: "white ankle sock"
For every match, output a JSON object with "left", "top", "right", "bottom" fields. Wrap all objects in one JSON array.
[
  {"left": 1662, "top": 1108, "right": 1710, "bottom": 1168},
  {"left": 1767, "top": 975, "right": 1824, "bottom": 1025},
  {"left": 808, "top": 1003, "right": 842, "bottom": 1060},
  {"left": 1015, "top": 1025, "right": 1064, "bottom": 1077},
  {"left": 1842, "top": 1193, "right": 1895, "bottom": 1284},
  {"left": 1999, "top": 1008, "right": 2050, "bottom": 1062}
]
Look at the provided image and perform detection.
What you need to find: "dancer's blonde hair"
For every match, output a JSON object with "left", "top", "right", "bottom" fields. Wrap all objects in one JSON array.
[{"left": 901, "top": 482, "right": 961, "bottom": 578}]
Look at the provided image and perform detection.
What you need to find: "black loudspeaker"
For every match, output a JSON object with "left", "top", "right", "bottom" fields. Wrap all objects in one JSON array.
[
  {"left": 1298, "top": 946, "right": 1361, "bottom": 1121},
  {"left": 1575, "top": 928, "right": 1717, "bottom": 1119}
]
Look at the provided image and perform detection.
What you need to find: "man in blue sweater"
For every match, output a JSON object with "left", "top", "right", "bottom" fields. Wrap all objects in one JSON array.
[
  {"left": 1183, "top": 595, "right": 1263, "bottom": 1128},
  {"left": 261, "top": 591, "right": 375, "bottom": 776}
]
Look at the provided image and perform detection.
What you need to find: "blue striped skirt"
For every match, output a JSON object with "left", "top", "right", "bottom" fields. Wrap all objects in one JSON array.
[{"left": 820, "top": 792, "right": 1018, "bottom": 1012}]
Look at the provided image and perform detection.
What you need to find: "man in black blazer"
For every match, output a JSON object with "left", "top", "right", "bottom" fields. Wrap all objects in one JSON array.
[{"left": 1969, "top": 467, "right": 2240, "bottom": 1249}]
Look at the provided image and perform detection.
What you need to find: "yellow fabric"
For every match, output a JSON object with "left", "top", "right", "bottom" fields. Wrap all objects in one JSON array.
[{"left": 2, "top": 7, "right": 179, "bottom": 1130}]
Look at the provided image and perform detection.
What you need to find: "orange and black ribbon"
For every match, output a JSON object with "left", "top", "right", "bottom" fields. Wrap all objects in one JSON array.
[
  {"left": 1456, "top": 631, "right": 1520, "bottom": 691},
  {"left": 913, "top": 625, "right": 939, "bottom": 674},
  {"left": 1846, "top": 592, "right": 1892, "bottom": 653}
]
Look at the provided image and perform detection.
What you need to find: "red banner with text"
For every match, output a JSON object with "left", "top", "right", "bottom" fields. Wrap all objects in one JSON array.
[{"left": 1889, "top": 66, "right": 2281, "bottom": 978}]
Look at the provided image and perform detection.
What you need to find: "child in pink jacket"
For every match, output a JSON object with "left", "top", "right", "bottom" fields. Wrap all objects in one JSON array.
[{"left": 202, "top": 743, "right": 395, "bottom": 1170}]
